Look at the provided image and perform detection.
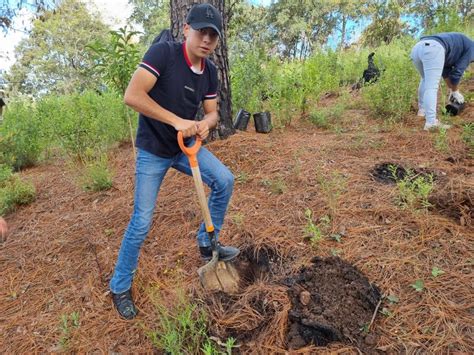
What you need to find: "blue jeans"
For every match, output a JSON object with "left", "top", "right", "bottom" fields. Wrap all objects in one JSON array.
[
  {"left": 410, "top": 39, "right": 445, "bottom": 125},
  {"left": 110, "top": 147, "right": 234, "bottom": 294}
]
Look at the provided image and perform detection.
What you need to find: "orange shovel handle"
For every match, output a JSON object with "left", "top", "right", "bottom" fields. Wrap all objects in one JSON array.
[{"left": 177, "top": 131, "right": 202, "bottom": 168}]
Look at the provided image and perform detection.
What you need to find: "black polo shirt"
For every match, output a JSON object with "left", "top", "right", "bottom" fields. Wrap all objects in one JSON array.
[{"left": 136, "top": 41, "right": 218, "bottom": 157}]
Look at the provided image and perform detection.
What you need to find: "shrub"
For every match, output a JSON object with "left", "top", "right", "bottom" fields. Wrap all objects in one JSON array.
[
  {"left": 0, "top": 168, "right": 36, "bottom": 215},
  {"left": 362, "top": 37, "right": 418, "bottom": 122},
  {"left": 0, "top": 100, "right": 43, "bottom": 170}
]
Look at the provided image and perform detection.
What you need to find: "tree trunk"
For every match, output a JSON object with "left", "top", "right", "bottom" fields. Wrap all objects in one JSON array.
[{"left": 170, "top": 0, "right": 235, "bottom": 139}]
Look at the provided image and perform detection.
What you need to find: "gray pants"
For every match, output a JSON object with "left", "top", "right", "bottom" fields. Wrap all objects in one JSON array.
[{"left": 410, "top": 39, "right": 445, "bottom": 125}]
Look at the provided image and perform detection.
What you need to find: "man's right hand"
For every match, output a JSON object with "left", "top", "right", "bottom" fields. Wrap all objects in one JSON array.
[
  {"left": 0, "top": 217, "right": 8, "bottom": 242},
  {"left": 449, "top": 90, "right": 465, "bottom": 104},
  {"left": 174, "top": 119, "right": 197, "bottom": 138}
]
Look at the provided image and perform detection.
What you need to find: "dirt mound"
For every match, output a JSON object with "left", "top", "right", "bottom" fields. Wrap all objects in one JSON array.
[
  {"left": 285, "top": 257, "right": 381, "bottom": 351},
  {"left": 371, "top": 162, "right": 435, "bottom": 184}
]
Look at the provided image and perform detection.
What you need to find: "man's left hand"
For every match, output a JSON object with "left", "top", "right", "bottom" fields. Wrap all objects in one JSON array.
[{"left": 196, "top": 120, "right": 210, "bottom": 140}]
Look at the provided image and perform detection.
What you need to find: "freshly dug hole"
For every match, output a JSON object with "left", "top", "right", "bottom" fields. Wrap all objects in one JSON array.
[{"left": 285, "top": 256, "right": 382, "bottom": 351}]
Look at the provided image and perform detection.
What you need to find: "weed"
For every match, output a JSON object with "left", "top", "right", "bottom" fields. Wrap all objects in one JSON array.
[
  {"left": 236, "top": 171, "right": 249, "bottom": 184},
  {"left": 386, "top": 294, "right": 399, "bottom": 304},
  {"left": 58, "top": 311, "right": 80, "bottom": 351},
  {"left": 431, "top": 266, "right": 445, "bottom": 278},
  {"left": 146, "top": 289, "right": 210, "bottom": 354},
  {"left": 304, "top": 209, "right": 330, "bottom": 248},
  {"left": 260, "top": 178, "right": 287, "bottom": 194},
  {"left": 434, "top": 128, "right": 449, "bottom": 153},
  {"left": 232, "top": 212, "right": 244, "bottom": 228},
  {"left": 330, "top": 248, "right": 342, "bottom": 256},
  {"left": 79, "top": 155, "right": 113, "bottom": 192},
  {"left": 0, "top": 173, "right": 36, "bottom": 215},
  {"left": 317, "top": 171, "right": 347, "bottom": 218},
  {"left": 461, "top": 123, "right": 473, "bottom": 156},
  {"left": 411, "top": 279, "right": 424, "bottom": 292},
  {"left": 393, "top": 169, "right": 434, "bottom": 211}
]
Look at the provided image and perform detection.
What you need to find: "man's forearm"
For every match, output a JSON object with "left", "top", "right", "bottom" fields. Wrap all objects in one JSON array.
[{"left": 202, "top": 111, "right": 219, "bottom": 129}]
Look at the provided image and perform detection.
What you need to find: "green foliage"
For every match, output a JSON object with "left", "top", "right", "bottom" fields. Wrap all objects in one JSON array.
[
  {"left": 461, "top": 123, "right": 473, "bottom": 156},
  {"left": 58, "top": 311, "right": 80, "bottom": 351},
  {"left": 434, "top": 128, "right": 449, "bottom": 153},
  {"left": 88, "top": 27, "right": 142, "bottom": 94},
  {"left": 0, "top": 100, "right": 42, "bottom": 170},
  {"left": 418, "top": 1, "right": 473, "bottom": 35},
  {"left": 309, "top": 102, "right": 346, "bottom": 129},
  {"left": 304, "top": 209, "right": 331, "bottom": 248},
  {"left": 431, "top": 266, "right": 445, "bottom": 278},
  {"left": 145, "top": 289, "right": 209, "bottom": 354},
  {"left": 411, "top": 279, "right": 424, "bottom": 292},
  {"left": 6, "top": 0, "right": 109, "bottom": 96},
  {"left": 230, "top": 50, "right": 267, "bottom": 114},
  {"left": 362, "top": 38, "right": 418, "bottom": 122},
  {"left": 0, "top": 166, "right": 36, "bottom": 215},
  {"left": 393, "top": 169, "right": 434, "bottom": 211},
  {"left": 261, "top": 177, "right": 287, "bottom": 195},
  {"left": 79, "top": 155, "right": 113, "bottom": 192},
  {"left": 36, "top": 91, "right": 129, "bottom": 161},
  {"left": 128, "top": 0, "right": 170, "bottom": 45},
  {"left": 318, "top": 171, "right": 347, "bottom": 218}
]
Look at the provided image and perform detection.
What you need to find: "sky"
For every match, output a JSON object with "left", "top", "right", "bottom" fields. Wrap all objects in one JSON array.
[{"left": 0, "top": 0, "right": 133, "bottom": 72}]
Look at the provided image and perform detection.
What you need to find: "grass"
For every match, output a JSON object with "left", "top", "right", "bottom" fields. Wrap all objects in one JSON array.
[{"left": 0, "top": 165, "right": 36, "bottom": 215}]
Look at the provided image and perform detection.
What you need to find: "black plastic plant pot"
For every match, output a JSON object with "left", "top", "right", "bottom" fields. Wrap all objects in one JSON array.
[
  {"left": 233, "top": 109, "right": 251, "bottom": 131},
  {"left": 445, "top": 102, "right": 464, "bottom": 116},
  {"left": 253, "top": 111, "right": 272, "bottom": 133}
]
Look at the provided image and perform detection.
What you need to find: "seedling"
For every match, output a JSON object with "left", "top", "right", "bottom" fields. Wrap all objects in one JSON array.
[
  {"left": 411, "top": 279, "right": 424, "bottom": 292},
  {"left": 386, "top": 294, "right": 399, "bottom": 304},
  {"left": 431, "top": 266, "right": 445, "bottom": 278},
  {"left": 236, "top": 171, "right": 249, "bottom": 184},
  {"left": 380, "top": 307, "right": 392, "bottom": 317},
  {"left": 330, "top": 248, "right": 342, "bottom": 256}
]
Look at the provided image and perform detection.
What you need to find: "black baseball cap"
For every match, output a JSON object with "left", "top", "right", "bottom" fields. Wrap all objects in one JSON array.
[{"left": 186, "top": 3, "right": 222, "bottom": 37}]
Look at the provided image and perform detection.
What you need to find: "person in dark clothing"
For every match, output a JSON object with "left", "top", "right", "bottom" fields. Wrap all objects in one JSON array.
[
  {"left": 410, "top": 32, "right": 473, "bottom": 130},
  {"left": 362, "top": 52, "right": 380, "bottom": 84},
  {"left": 109, "top": 3, "right": 239, "bottom": 320}
]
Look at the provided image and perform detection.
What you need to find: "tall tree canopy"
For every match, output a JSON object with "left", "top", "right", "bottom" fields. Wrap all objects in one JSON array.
[{"left": 6, "top": 0, "right": 109, "bottom": 95}]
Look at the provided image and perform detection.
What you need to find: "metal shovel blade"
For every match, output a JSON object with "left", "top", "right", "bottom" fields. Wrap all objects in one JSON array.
[{"left": 197, "top": 253, "right": 240, "bottom": 294}]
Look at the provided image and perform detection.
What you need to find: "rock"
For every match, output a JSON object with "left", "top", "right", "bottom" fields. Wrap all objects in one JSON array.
[{"left": 299, "top": 290, "right": 311, "bottom": 305}]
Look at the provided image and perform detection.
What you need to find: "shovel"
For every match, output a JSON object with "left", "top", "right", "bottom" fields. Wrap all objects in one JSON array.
[{"left": 177, "top": 132, "right": 240, "bottom": 294}]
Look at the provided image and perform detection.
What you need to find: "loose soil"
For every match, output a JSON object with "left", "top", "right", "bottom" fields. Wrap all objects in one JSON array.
[
  {"left": 1, "top": 81, "right": 473, "bottom": 353},
  {"left": 285, "top": 257, "right": 381, "bottom": 351}
]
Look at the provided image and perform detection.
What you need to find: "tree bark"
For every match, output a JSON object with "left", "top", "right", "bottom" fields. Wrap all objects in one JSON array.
[{"left": 170, "top": 0, "right": 235, "bottom": 139}]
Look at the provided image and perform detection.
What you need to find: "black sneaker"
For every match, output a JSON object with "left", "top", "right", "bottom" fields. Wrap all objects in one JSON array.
[
  {"left": 200, "top": 243, "right": 240, "bottom": 262},
  {"left": 111, "top": 289, "right": 138, "bottom": 320}
]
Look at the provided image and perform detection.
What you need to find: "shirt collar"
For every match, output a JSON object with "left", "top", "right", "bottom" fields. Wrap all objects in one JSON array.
[{"left": 182, "top": 42, "right": 205, "bottom": 75}]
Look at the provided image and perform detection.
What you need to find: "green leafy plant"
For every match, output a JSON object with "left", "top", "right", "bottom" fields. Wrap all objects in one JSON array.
[
  {"left": 58, "top": 311, "right": 80, "bottom": 351},
  {"left": 79, "top": 155, "right": 113, "bottom": 192},
  {"left": 146, "top": 289, "right": 210, "bottom": 354},
  {"left": 304, "top": 209, "right": 331, "bottom": 248},
  {"left": 236, "top": 171, "right": 249, "bottom": 184},
  {"left": 386, "top": 294, "right": 399, "bottom": 304},
  {"left": 88, "top": 26, "right": 142, "bottom": 95},
  {"left": 431, "top": 266, "right": 445, "bottom": 278},
  {"left": 394, "top": 169, "right": 434, "bottom": 211},
  {"left": 434, "top": 128, "right": 449, "bottom": 153},
  {"left": 0, "top": 169, "right": 36, "bottom": 215},
  {"left": 318, "top": 171, "right": 347, "bottom": 218},
  {"left": 411, "top": 279, "right": 424, "bottom": 292},
  {"left": 461, "top": 123, "right": 473, "bottom": 157}
]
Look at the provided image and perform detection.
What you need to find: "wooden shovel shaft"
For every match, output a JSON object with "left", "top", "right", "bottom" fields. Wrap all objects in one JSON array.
[{"left": 190, "top": 165, "right": 214, "bottom": 233}]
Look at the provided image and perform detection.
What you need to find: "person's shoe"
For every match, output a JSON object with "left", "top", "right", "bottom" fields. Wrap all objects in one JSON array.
[
  {"left": 417, "top": 108, "right": 425, "bottom": 117},
  {"left": 200, "top": 243, "right": 240, "bottom": 262},
  {"left": 111, "top": 289, "right": 138, "bottom": 320},
  {"left": 423, "top": 121, "right": 451, "bottom": 131}
]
